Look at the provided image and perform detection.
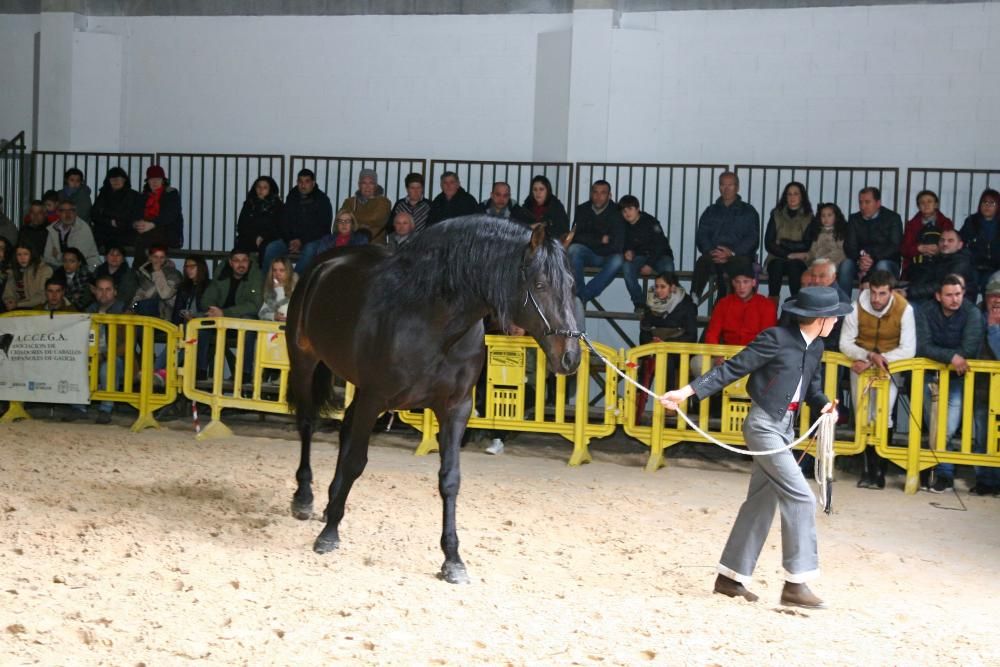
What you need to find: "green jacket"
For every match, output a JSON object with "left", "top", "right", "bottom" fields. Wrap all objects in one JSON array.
[{"left": 202, "top": 264, "right": 263, "bottom": 317}]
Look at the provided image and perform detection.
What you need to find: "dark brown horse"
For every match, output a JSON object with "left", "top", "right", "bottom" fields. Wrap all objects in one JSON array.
[{"left": 285, "top": 216, "right": 581, "bottom": 583}]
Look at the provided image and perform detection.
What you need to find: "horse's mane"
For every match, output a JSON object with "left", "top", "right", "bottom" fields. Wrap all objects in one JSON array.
[{"left": 371, "top": 215, "right": 571, "bottom": 328}]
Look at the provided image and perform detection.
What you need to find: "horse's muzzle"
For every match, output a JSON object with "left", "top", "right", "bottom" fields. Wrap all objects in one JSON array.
[{"left": 559, "top": 345, "right": 581, "bottom": 375}]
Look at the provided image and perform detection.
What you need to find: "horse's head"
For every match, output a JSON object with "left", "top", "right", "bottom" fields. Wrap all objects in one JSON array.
[{"left": 515, "top": 225, "right": 582, "bottom": 375}]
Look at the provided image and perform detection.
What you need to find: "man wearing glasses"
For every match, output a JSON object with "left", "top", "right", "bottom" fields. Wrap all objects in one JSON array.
[{"left": 43, "top": 199, "right": 100, "bottom": 271}]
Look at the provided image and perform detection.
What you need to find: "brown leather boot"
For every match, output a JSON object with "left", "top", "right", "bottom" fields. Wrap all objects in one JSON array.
[
  {"left": 780, "top": 582, "right": 826, "bottom": 609},
  {"left": 713, "top": 574, "right": 758, "bottom": 602}
]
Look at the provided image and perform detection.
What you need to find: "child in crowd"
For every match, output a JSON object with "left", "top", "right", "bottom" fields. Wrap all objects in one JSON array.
[{"left": 259, "top": 256, "right": 298, "bottom": 322}]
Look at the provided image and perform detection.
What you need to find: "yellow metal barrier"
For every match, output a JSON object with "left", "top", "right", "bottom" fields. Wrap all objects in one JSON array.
[
  {"left": 0, "top": 311, "right": 181, "bottom": 431},
  {"left": 396, "top": 334, "right": 620, "bottom": 465},
  {"left": 181, "top": 317, "right": 352, "bottom": 440}
]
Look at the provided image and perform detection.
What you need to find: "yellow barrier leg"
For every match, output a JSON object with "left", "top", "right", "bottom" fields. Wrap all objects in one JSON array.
[
  {"left": 903, "top": 369, "right": 926, "bottom": 495},
  {"left": 414, "top": 410, "right": 439, "bottom": 456},
  {"left": 196, "top": 396, "right": 233, "bottom": 441},
  {"left": 0, "top": 401, "right": 31, "bottom": 423},
  {"left": 130, "top": 411, "right": 160, "bottom": 433},
  {"left": 568, "top": 355, "right": 592, "bottom": 467},
  {"left": 645, "top": 352, "right": 669, "bottom": 472}
]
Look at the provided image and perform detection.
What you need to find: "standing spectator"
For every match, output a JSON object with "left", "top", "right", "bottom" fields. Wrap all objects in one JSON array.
[
  {"left": 132, "top": 245, "right": 182, "bottom": 320},
  {"left": 839, "top": 270, "right": 917, "bottom": 489},
  {"left": 972, "top": 276, "right": 1000, "bottom": 495},
  {"left": 339, "top": 169, "right": 391, "bottom": 242},
  {"left": 386, "top": 211, "right": 417, "bottom": 252},
  {"left": 915, "top": 274, "right": 985, "bottom": 493},
  {"left": 959, "top": 188, "right": 1000, "bottom": 291},
  {"left": 235, "top": 176, "right": 284, "bottom": 267},
  {"left": 428, "top": 171, "right": 478, "bottom": 226},
  {"left": 17, "top": 200, "right": 51, "bottom": 257},
  {"left": 91, "top": 166, "right": 144, "bottom": 252},
  {"left": 901, "top": 189, "right": 953, "bottom": 280},
  {"left": 703, "top": 262, "right": 777, "bottom": 347},
  {"left": 93, "top": 245, "right": 138, "bottom": 306},
  {"left": 764, "top": 182, "right": 813, "bottom": 302},
  {"left": 480, "top": 181, "right": 516, "bottom": 219},
  {"left": 390, "top": 172, "right": 431, "bottom": 233},
  {"left": 61, "top": 167, "right": 92, "bottom": 224},
  {"left": 171, "top": 256, "right": 210, "bottom": 326},
  {"left": 52, "top": 248, "right": 94, "bottom": 311},
  {"left": 3, "top": 244, "right": 53, "bottom": 310},
  {"left": 317, "top": 211, "right": 369, "bottom": 254},
  {"left": 691, "top": 171, "right": 760, "bottom": 302},
  {"left": 619, "top": 195, "right": 674, "bottom": 313},
  {"left": 44, "top": 199, "right": 100, "bottom": 270},
  {"left": 259, "top": 257, "right": 298, "bottom": 322},
  {"left": 804, "top": 202, "right": 848, "bottom": 267},
  {"left": 134, "top": 165, "right": 184, "bottom": 265},
  {"left": 567, "top": 180, "right": 625, "bottom": 303},
  {"left": 840, "top": 187, "right": 903, "bottom": 295},
  {"left": 263, "top": 168, "right": 332, "bottom": 276},
  {"left": 0, "top": 198, "right": 16, "bottom": 246},
  {"left": 906, "top": 229, "right": 978, "bottom": 304},
  {"left": 513, "top": 175, "right": 570, "bottom": 243},
  {"left": 41, "top": 277, "right": 74, "bottom": 312}
]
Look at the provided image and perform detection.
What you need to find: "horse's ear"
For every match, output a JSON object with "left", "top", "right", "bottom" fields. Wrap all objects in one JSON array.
[{"left": 529, "top": 223, "right": 545, "bottom": 253}]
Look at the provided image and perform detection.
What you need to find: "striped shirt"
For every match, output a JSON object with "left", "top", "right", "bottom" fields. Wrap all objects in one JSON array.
[{"left": 390, "top": 197, "right": 431, "bottom": 233}]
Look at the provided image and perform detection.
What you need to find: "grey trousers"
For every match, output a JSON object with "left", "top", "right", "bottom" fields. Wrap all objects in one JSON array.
[{"left": 717, "top": 405, "right": 819, "bottom": 585}]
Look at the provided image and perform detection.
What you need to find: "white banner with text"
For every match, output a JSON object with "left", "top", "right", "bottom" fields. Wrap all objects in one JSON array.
[{"left": 0, "top": 314, "right": 91, "bottom": 404}]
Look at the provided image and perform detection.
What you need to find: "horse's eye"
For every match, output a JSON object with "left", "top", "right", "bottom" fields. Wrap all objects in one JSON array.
[{"left": 534, "top": 282, "right": 545, "bottom": 290}]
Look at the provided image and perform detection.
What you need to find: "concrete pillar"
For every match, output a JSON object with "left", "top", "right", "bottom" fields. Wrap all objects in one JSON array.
[
  {"left": 565, "top": 8, "right": 616, "bottom": 162},
  {"left": 36, "top": 12, "right": 81, "bottom": 149}
]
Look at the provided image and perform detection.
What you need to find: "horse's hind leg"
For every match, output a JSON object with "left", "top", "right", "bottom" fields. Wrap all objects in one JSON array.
[
  {"left": 435, "top": 396, "right": 474, "bottom": 584},
  {"left": 314, "top": 390, "right": 381, "bottom": 554},
  {"left": 290, "top": 357, "right": 323, "bottom": 520}
]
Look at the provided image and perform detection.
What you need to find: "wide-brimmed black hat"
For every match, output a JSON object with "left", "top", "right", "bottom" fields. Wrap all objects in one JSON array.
[{"left": 782, "top": 286, "right": 853, "bottom": 318}]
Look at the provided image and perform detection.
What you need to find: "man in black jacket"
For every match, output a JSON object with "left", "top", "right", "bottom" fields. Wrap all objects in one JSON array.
[
  {"left": 839, "top": 186, "right": 903, "bottom": 295},
  {"left": 567, "top": 180, "right": 625, "bottom": 303},
  {"left": 906, "top": 229, "right": 978, "bottom": 304},
  {"left": 691, "top": 171, "right": 760, "bottom": 302},
  {"left": 661, "top": 287, "right": 850, "bottom": 609},
  {"left": 619, "top": 194, "right": 674, "bottom": 312},
  {"left": 428, "top": 171, "right": 478, "bottom": 226},
  {"left": 263, "top": 168, "right": 332, "bottom": 275}
]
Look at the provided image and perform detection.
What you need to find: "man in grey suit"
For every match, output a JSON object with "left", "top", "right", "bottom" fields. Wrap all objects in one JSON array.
[{"left": 660, "top": 287, "right": 852, "bottom": 609}]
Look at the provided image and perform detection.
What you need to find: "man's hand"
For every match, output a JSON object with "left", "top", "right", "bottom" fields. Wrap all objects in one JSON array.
[
  {"left": 600, "top": 234, "right": 610, "bottom": 245},
  {"left": 133, "top": 221, "right": 155, "bottom": 234},
  {"left": 712, "top": 355, "right": 724, "bottom": 366},
  {"left": 859, "top": 254, "right": 874, "bottom": 272},
  {"left": 820, "top": 400, "right": 838, "bottom": 419},
  {"left": 950, "top": 354, "right": 970, "bottom": 375},
  {"left": 623, "top": 250, "right": 635, "bottom": 262},
  {"left": 206, "top": 306, "right": 224, "bottom": 318},
  {"left": 851, "top": 359, "right": 871, "bottom": 375},
  {"left": 917, "top": 243, "right": 939, "bottom": 257},
  {"left": 660, "top": 385, "right": 694, "bottom": 411},
  {"left": 288, "top": 239, "right": 302, "bottom": 253},
  {"left": 867, "top": 351, "right": 890, "bottom": 372}
]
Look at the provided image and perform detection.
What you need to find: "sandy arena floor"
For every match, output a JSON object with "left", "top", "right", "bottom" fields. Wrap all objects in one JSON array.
[{"left": 1, "top": 417, "right": 998, "bottom": 666}]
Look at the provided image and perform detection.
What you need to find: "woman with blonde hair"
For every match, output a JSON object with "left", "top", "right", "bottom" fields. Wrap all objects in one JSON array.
[{"left": 259, "top": 256, "right": 298, "bottom": 322}]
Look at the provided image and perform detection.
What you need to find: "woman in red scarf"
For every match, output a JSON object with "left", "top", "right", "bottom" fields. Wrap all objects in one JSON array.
[{"left": 133, "top": 165, "right": 184, "bottom": 264}]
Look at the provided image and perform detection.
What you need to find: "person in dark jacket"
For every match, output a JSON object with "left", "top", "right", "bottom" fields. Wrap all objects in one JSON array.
[
  {"left": 764, "top": 182, "right": 813, "bottom": 301},
  {"left": 619, "top": 194, "right": 674, "bottom": 311},
  {"left": 427, "top": 171, "right": 478, "bottom": 225},
  {"left": 171, "top": 255, "right": 211, "bottom": 325},
  {"left": 235, "top": 175, "right": 284, "bottom": 266},
  {"left": 512, "top": 175, "right": 569, "bottom": 242},
  {"left": 91, "top": 166, "right": 145, "bottom": 252},
  {"left": 692, "top": 171, "right": 761, "bottom": 302},
  {"left": 479, "top": 181, "right": 518, "bottom": 219},
  {"left": 262, "top": 168, "right": 333, "bottom": 275},
  {"left": 61, "top": 167, "right": 92, "bottom": 224},
  {"left": 906, "top": 230, "right": 978, "bottom": 304},
  {"left": 0, "top": 200, "right": 16, "bottom": 247},
  {"left": 52, "top": 247, "right": 94, "bottom": 311},
  {"left": 901, "top": 189, "right": 953, "bottom": 281},
  {"left": 93, "top": 245, "right": 138, "bottom": 306},
  {"left": 390, "top": 172, "right": 431, "bottom": 233},
  {"left": 958, "top": 188, "right": 1000, "bottom": 292},
  {"left": 134, "top": 165, "right": 184, "bottom": 265},
  {"left": 16, "top": 200, "right": 50, "bottom": 258},
  {"left": 839, "top": 186, "right": 903, "bottom": 296},
  {"left": 568, "top": 179, "right": 625, "bottom": 303}
]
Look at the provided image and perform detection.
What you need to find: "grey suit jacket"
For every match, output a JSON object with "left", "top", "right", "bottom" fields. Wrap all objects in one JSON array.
[{"left": 691, "top": 325, "right": 829, "bottom": 421}]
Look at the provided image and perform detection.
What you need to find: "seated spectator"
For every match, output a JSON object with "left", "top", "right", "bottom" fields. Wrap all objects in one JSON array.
[
  {"left": 620, "top": 194, "right": 674, "bottom": 313},
  {"left": 259, "top": 257, "right": 298, "bottom": 322},
  {"left": 133, "top": 165, "right": 184, "bottom": 265},
  {"left": 901, "top": 189, "right": 953, "bottom": 281},
  {"left": 839, "top": 270, "right": 917, "bottom": 489},
  {"left": 567, "top": 180, "right": 625, "bottom": 303},
  {"left": 704, "top": 261, "right": 777, "bottom": 347},
  {"left": 512, "top": 175, "right": 570, "bottom": 242},
  {"left": 428, "top": 171, "right": 478, "bottom": 226},
  {"left": 764, "top": 181, "right": 813, "bottom": 302},
  {"left": 17, "top": 200, "right": 51, "bottom": 257},
  {"left": 480, "top": 181, "right": 517, "bottom": 219},
  {"left": 386, "top": 211, "right": 416, "bottom": 252},
  {"left": 959, "top": 188, "right": 1000, "bottom": 291},
  {"left": 44, "top": 199, "right": 100, "bottom": 270},
  {"left": 777, "top": 258, "right": 849, "bottom": 348},
  {"left": 390, "top": 172, "right": 430, "bottom": 233},
  {"left": 0, "top": 199, "right": 15, "bottom": 247},
  {"left": 339, "top": 169, "right": 391, "bottom": 242},
  {"left": 91, "top": 166, "right": 144, "bottom": 252},
  {"left": 915, "top": 274, "right": 985, "bottom": 493},
  {"left": 317, "top": 211, "right": 369, "bottom": 254},
  {"left": 171, "top": 256, "right": 211, "bottom": 326},
  {"left": 40, "top": 190, "right": 61, "bottom": 223},
  {"left": 132, "top": 245, "right": 181, "bottom": 319},
  {"left": 41, "top": 277, "right": 74, "bottom": 312},
  {"left": 972, "top": 276, "right": 1000, "bottom": 494},
  {"left": 61, "top": 167, "right": 92, "bottom": 223},
  {"left": 3, "top": 244, "right": 53, "bottom": 310},
  {"left": 52, "top": 247, "right": 94, "bottom": 312},
  {"left": 94, "top": 245, "right": 138, "bottom": 306},
  {"left": 263, "top": 168, "right": 332, "bottom": 276},
  {"left": 805, "top": 203, "right": 848, "bottom": 270},
  {"left": 906, "top": 229, "right": 978, "bottom": 304},
  {"left": 65, "top": 275, "right": 129, "bottom": 425},
  {"left": 204, "top": 249, "right": 263, "bottom": 319},
  {"left": 639, "top": 272, "right": 698, "bottom": 345},
  {"left": 691, "top": 171, "right": 760, "bottom": 302},
  {"left": 235, "top": 176, "right": 283, "bottom": 266},
  {"left": 840, "top": 186, "right": 903, "bottom": 295}
]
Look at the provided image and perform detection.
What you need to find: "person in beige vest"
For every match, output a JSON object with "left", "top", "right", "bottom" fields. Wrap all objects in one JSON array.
[
  {"left": 339, "top": 168, "right": 391, "bottom": 243},
  {"left": 839, "top": 269, "right": 916, "bottom": 489}
]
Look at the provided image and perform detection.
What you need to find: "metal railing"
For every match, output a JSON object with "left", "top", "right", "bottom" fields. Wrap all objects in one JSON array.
[
  {"left": 156, "top": 153, "right": 285, "bottom": 252},
  {"left": 427, "top": 159, "right": 574, "bottom": 207},
  {"left": 288, "top": 155, "right": 425, "bottom": 210},
  {"left": 905, "top": 168, "right": 1000, "bottom": 224},
  {"left": 31, "top": 150, "right": 155, "bottom": 200},
  {"left": 574, "top": 162, "right": 729, "bottom": 272},
  {"left": 0, "top": 131, "right": 29, "bottom": 225}
]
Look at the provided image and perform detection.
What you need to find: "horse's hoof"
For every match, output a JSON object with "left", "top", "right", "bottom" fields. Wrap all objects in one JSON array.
[
  {"left": 290, "top": 500, "right": 313, "bottom": 521},
  {"left": 313, "top": 536, "right": 340, "bottom": 554},
  {"left": 439, "top": 561, "right": 471, "bottom": 585}
]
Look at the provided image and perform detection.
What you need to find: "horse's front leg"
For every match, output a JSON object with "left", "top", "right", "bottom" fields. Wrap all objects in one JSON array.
[{"left": 435, "top": 396, "right": 473, "bottom": 584}]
